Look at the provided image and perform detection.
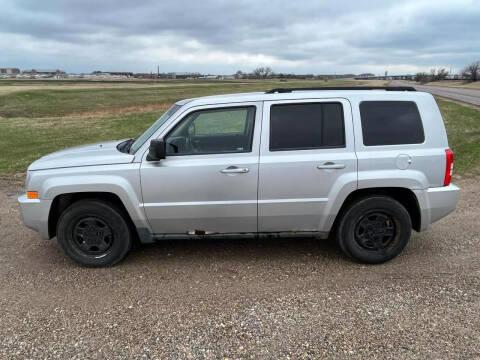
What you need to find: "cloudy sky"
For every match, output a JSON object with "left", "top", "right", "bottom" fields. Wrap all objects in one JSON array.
[{"left": 1, "top": 0, "right": 479, "bottom": 75}]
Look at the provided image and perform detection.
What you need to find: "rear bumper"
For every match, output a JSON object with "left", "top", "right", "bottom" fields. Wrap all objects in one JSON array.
[
  {"left": 18, "top": 194, "right": 52, "bottom": 239},
  {"left": 414, "top": 184, "right": 460, "bottom": 231}
]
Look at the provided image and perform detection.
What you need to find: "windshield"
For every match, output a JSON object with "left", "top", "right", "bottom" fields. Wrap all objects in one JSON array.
[{"left": 129, "top": 104, "right": 182, "bottom": 154}]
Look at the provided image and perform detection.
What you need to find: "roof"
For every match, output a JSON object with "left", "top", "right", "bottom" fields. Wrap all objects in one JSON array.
[
  {"left": 175, "top": 88, "right": 431, "bottom": 107},
  {"left": 265, "top": 86, "right": 416, "bottom": 93}
]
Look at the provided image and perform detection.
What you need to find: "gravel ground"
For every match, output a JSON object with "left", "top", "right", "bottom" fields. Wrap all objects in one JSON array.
[{"left": 0, "top": 178, "right": 479, "bottom": 359}]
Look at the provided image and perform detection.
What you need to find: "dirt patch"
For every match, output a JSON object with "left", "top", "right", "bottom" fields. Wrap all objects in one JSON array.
[{"left": 1, "top": 178, "right": 479, "bottom": 359}]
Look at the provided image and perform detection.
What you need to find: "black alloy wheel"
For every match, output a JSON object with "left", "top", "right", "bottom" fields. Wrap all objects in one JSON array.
[
  {"left": 72, "top": 217, "right": 114, "bottom": 256},
  {"left": 354, "top": 211, "right": 396, "bottom": 251}
]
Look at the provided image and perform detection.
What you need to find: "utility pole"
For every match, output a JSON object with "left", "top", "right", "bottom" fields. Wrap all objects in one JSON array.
[{"left": 157, "top": 66, "right": 159, "bottom": 78}]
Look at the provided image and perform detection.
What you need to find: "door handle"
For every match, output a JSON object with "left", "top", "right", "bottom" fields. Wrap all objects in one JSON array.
[
  {"left": 317, "top": 162, "right": 345, "bottom": 170},
  {"left": 220, "top": 166, "right": 249, "bottom": 174}
]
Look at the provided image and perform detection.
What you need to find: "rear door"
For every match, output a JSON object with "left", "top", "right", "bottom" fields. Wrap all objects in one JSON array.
[{"left": 258, "top": 98, "right": 357, "bottom": 232}]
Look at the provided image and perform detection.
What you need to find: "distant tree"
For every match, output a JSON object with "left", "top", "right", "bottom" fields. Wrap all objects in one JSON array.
[
  {"left": 234, "top": 70, "right": 244, "bottom": 79},
  {"left": 461, "top": 61, "right": 480, "bottom": 82},
  {"left": 435, "top": 68, "right": 449, "bottom": 80},
  {"left": 427, "top": 68, "right": 449, "bottom": 82},
  {"left": 252, "top": 67, "right": 263, "bottom": 78},
  {"left": 252, "top": 66, "right": 274, "bottom": 79},
  {"left": 415, "top": 72, "right": 429, "bottom": 83}
]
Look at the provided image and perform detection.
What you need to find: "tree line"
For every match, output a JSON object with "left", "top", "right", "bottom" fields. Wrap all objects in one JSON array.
[
  {"left": 240, "top": 61, "right": 480, "bottom": 83},
  {"left": 235, "top": 67, "right": 274, "bottom": 79},
  {"left": 415, "top": 61, "right": 479, "bottom": 83}
]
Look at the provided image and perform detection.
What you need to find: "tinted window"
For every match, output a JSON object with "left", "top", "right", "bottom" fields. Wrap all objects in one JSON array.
[
  {"left": 360, "top": 101, "right": 424, "bottom": 146},
  {"left": 165, "top": 106, "right": 255, "bottom": 155},
  {"left": 270, "top": 103, "right": 345, "bottom": 151}
]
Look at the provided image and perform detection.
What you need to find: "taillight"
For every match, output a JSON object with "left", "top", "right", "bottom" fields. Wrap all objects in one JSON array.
[{"left": 444, "top": 149, "right": 454, "bottom": 186}]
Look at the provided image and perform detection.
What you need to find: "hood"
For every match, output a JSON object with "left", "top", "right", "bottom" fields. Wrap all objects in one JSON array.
[{"left": 28, "top": 140, "right": 135, "bottom": 171}]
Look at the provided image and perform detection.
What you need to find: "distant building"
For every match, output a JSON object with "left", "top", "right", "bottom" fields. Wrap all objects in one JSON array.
[
  {"left": 356, "top": 73, "right": 375, "bottom": 78},
  {"left": 445, "top": 74, "right": 465, "bottom": 80},
  {"left": 354, "top": 74, "right": 416, "bottom": 81},
  {"left": 22, "top": 69, "right": 66, "bottom": 77},
  {"left": 134, "top": 73, "right": 159, "bottom": 79},
  {"left": 92, "top": 71, "right": 134, "bottom": 77},
  {"left": 106, "top": 71, "right": 133, "bottom": 77},
  {"left": 0, "top": 68, "right": 20, "bottom": 74},
  {"left": 166, "top": 72, "right": 201, "bottom": 79}
]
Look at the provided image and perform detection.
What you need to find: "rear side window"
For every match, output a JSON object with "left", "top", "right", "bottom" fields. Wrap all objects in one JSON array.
[
  {"left": 360, "top": 101, "right": 424, "bottom": 146},
  {"left": 270, "top": 102, "right": 345, "bottom": 151}
]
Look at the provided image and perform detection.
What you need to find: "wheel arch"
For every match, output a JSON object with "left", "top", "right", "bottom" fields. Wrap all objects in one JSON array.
[
  {"left": 332, "top": 187, "right": 422, "bottom": 233},
  {"left": 48, "top": 192, "right": 137, "bottom": 240}
]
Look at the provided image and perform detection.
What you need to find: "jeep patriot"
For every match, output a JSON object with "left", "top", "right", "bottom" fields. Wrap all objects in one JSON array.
[{"left": 18, "top": 86, "right": 460, "bottom": 267}]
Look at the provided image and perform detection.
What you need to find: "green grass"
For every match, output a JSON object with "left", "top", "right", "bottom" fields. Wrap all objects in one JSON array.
[
  {"left": 0, "top": 79, "right": 374, "bottom": 118},
  {"left": 436, "top": 98, "right": 480, "bottom": 174},
  {"left": 0, "top": 111, "right": 159, "bottom": 173},
  {"left": 0, "top": 80, "right": 478, "bottom": 175}
]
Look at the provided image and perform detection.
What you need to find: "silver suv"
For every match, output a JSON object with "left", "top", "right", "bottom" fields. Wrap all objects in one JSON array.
[{"left": 18, "top": 86, "right": 460, "bottom": 267}]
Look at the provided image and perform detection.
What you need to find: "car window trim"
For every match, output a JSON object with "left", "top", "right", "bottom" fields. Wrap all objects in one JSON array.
[
  {"left": 268, "top": 101, "right": 346, "bottom": 152},
  {"left": 164, "top": 105, "right": 257, "bottom": 157},
  {"left": 359, "top": 100, "right": 425, "bottom": 146}
]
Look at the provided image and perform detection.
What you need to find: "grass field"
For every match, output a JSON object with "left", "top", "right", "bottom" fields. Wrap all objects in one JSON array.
[
  {"left": 0, "top": 79, "right": 478, "bottom": 175},
  {"left": 0, "top": 79, "right": 381, "bottom": 118},
  {"left": 435, "top": 98, "right": 480, "bottom": 174}
]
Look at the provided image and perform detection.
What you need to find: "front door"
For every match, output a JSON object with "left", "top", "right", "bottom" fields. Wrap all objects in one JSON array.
[
  {"left": 258, "top": 99, "right": 357, "bottom": 232},
  {"left": 140, "top": 103, "right": 262, "bottom": 234}
]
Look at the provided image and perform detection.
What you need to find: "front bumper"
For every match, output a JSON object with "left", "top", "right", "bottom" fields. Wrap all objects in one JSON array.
[
  {"left": 18, "top": 194, "right": 53, "bottom": 239},
  {"left": 414, "top": 184, "right": 460, "bottom": 231}
]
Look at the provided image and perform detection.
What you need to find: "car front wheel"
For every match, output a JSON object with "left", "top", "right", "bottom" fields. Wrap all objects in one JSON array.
[{"left": 57, "top": 199, "right": 132, "bottom": 267}]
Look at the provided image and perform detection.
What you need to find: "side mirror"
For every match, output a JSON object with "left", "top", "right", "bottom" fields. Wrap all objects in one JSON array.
[{"left": 146, "top": 139, "right": 166, "bottom": 161}]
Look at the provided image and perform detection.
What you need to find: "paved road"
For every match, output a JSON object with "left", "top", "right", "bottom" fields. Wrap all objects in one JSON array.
[
  {"left": 391, "top": 81, "right": 480, "bottom": 106},
  {"left": 1, "top": 177, "right": 480, "bottom": 359}
]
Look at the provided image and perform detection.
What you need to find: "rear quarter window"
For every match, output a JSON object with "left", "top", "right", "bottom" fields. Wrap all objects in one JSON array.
[{"left": 359, "top": 101, "right": 425, "bottom": 146}]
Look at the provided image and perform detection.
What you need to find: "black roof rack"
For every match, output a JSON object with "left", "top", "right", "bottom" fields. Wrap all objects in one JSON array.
[{"left": 265, "top": 86, "right": 416, "bottom": 94}]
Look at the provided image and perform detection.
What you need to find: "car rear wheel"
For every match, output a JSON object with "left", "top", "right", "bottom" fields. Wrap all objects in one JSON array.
[
  {"left": 57, "top": 199, "right": 132, "bottom": 267},
  {"left": 336, "top": 196, "right": 411, "bottom": 264}
]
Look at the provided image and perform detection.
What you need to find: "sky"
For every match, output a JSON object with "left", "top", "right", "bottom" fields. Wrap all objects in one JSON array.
[{"left": 1, "top": 0, "right": 479, "bottom": 75}]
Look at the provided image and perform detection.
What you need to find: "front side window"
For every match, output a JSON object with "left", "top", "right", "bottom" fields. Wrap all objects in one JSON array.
[
  {"left": 269, "top": 102, "right": 345, "bottom": 151},
  {"left": 360, "top": 101, "right": 425, "bottom": 146},
  {"left": 165, "top": 106, "right": 256, "bottom": 155}
]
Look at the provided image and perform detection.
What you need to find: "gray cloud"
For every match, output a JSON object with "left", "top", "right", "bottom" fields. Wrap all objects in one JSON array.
[{"left": 0, "top": 0, "right": 479, "bottom": 74}]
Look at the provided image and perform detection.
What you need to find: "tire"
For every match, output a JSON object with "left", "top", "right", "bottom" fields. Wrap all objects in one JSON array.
[
  {"left": 57, "top": 199, "right": 132, "bottom": 267},
  {"left": 336, "top": 196, "right": 411, "bottom": 264}
]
